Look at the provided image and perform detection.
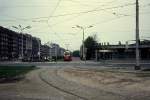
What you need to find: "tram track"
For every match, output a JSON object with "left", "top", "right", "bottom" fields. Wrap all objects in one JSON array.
[
  {"left": 38, "top": 68, "right": 134, "bottom": 100},
  {"left": 38, "top": 69, "right": 89, "bottom": 100}
]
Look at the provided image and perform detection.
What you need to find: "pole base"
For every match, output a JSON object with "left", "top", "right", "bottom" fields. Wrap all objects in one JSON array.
[{"left": 134, "top": 65, "right": 141, "bottom": 70}]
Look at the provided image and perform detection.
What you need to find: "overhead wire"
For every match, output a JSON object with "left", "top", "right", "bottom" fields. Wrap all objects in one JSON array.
[
  {"left": 1, "top": 1, "right": 149, "bottom": 49},
  {"left": 1, "top": 1, "right": 149, "bottom": 35},
  {"left": 46, "top": 0, "right": 67, "bottom": 48},
  {"left": 66, "top": 0, "right": 118, "bottom": 7},
  {"left": 47, "top": 0, "right": 62, "bottom": 23},
  {"left": 1, "top": 1, "right": 149, "bottom": 23},
  {"left": 39, "top": 2, "right": 136, "bottom": 21},
  {"left": 1, "top": 1, "right": 149, "bottom": 36},
  {"left": 31, "top": 2, "right": 135, "bottom": 30},
  {"left": 30, "top": 2, "right": 150, "bottom": 28},
  {"left": 0, "top": 2, "right": 136, "bottom": 22}
]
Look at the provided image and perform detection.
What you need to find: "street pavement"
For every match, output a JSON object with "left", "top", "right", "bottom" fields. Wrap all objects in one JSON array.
[{"left": 0, "top": 59, "right": 150, "bottom": 100}]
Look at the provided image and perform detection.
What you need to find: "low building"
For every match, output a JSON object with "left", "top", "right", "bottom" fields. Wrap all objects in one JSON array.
[{"left": 98, "top": 41, "right": 150, "bottom": 60}]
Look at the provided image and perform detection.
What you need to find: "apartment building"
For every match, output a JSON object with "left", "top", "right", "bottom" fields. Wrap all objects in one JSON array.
[
  {"left": 0, "top": 26, "right": 41, "bottom": 61},
  {"left": 0, "top": 26, "right": 20, "bottom": 60}
]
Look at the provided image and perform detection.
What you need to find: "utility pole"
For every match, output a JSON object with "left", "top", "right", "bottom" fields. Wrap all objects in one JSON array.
[
  {"left": 135, "top": 0, "right": 140, "bottom": 70},
  {"left": 72, "top": 25, "right": 93, "bottom": 62},
  {"left": 82, "top": 28, "right": 85, "bottom": 61}
]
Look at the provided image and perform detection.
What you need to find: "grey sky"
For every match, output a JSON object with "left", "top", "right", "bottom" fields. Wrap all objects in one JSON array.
[{"left": 0, "top": 0, "right": 150, "bottom": 51}]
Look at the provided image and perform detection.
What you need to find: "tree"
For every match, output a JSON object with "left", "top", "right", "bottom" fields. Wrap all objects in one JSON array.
[
  {"left": 118, "top": 41, "right": 122, "bottom": 45},
  {"left": 84, "top": 35, "right": 98, "bottom": 60},
  {"left": 72, "top": 50, "right": 80, "bottom": 57}
]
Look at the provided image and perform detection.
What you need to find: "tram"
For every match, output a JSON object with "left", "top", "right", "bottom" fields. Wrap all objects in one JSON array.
[{"left": 64, "top": 50, "right": 72, "bottom": 61}]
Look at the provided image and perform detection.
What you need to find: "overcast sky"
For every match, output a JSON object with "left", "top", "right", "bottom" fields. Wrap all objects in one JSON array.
[{"left": 0, "top": 0, "right": 150, "bottom": 51}]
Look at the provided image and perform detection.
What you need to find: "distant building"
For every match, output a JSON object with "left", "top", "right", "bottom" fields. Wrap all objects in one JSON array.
[
  {"left": 41, "top": 45, "right": 50, "bottom": 61},
  {"left": 50, "top": 43, "right": 60, "bottom": 58},
  {"left": 39, "top": 43, "right": 66, "bottom": 61},
  {"left": 59, "top": 47, "right": 65, "bottom": 57},
  {"left": 47, "top": 43, "right": 66, "bottom": 60}
]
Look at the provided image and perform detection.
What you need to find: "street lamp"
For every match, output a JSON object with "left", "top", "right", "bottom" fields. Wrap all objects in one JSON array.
[
  {"left": 72, "top": 25, "right": 93, "bottom": 62},
  {"left": 12, "top": 25, "right": 31, "bottom": 60}
]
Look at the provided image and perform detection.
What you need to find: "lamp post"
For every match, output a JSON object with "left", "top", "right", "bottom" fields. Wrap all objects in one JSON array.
[
  {"left": 72, "top": 25, "right": 93, "bottom": 62},
  {"left": 12, "top": 25, "right": 31, "bottom": 61}
]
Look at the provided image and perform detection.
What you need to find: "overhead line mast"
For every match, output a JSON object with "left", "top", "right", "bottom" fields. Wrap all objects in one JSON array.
[{"left": 135, "top": 0, "right": 140, "bottom": 70}]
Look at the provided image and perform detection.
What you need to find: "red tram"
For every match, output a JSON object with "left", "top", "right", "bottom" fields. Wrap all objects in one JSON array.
[{"left": 64, "top": 50, "right": 72, "bottom": 61}]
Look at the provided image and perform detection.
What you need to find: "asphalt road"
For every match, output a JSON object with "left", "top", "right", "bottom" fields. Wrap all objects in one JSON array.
[{"left": 0, "top": 59, "right": 150, "bottom": 100}]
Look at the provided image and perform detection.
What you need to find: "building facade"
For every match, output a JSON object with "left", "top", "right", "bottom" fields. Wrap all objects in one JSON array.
[
  {"left": 97, "top": 41, "right": 150, "bottom": 60},
  {"left": 32, "top": 37, "right": 41, "bottom": 61},
  {"left": 50, "top": 43, "right": 60, "bottom": 58},
  {"left": 0, "top": 26, "right": 67, "bottom": 61},
  {"left": 0, "top": 26, "right": 20, "bottom": 60},
  {"left": 59, "top": 47, "right": 65, "bottom": 57},
  {"left": 40, "top": 45, "right": 50, "bottom": 61},
  {"left": 0, "top": 26, "right": 41, "bottom": 61}
]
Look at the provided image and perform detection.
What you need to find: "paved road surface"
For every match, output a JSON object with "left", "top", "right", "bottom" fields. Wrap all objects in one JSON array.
[{"left": 0, "top": 60, "right": 150, "bottom": 100}]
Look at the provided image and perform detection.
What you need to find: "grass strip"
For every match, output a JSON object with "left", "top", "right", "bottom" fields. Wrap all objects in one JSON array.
[{"left": 0, "top": 65, "right": 36, "bottom": 82}]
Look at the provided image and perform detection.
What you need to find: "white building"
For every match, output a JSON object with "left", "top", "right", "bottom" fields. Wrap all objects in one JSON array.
[{"left": 50, "top": 43, "right": 60, "bottom": 57}]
